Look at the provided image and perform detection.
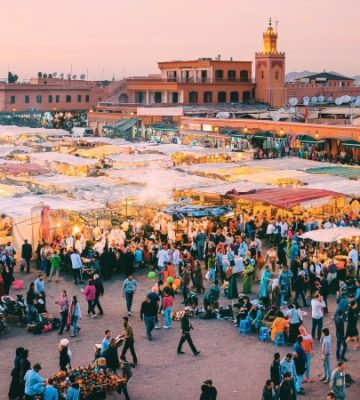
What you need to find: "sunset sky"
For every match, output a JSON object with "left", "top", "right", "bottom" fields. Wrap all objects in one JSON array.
[{"left": 1, "top": 0, "right": 359, "bottom": 81}]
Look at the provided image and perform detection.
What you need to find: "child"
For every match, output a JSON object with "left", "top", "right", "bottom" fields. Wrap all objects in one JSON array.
[{"left": 162, "top": 290, "right": 174, "bottom": 329}]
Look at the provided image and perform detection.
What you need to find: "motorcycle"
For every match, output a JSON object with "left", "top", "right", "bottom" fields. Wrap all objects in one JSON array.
[
  {"left": 0, "top": 309, "right": 6, "bottom": 334},
  {"left": 0, "top": 294, "right": 27, "bottom": 323}
]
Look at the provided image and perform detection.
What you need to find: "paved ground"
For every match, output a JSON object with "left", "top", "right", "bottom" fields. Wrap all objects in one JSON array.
[{"left": 1, "top": 266, "right": 359, "bottom": 400}]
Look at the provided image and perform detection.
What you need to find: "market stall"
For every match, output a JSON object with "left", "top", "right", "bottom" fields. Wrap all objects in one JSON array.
[
  {"left": 0, "top": 162, "right": 52, "bottom": 177},
  {"left": 106, "top": 153, "right": 171, "bottom": 169},
  {"left": 299, "top": 227, "right": 360, "bottom": 242},
  {"left": 306, "top": 165, "right": 360, "bottom": 180}
]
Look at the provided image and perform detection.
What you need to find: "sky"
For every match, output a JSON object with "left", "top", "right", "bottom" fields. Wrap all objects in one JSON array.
[{"left": 1, "top": 0, "right": 359, "bottom": 81}]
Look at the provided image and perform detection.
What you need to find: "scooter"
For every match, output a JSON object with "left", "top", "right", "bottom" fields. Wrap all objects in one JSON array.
[{"left": 0, "top": 294, "right": 27, "bottom": 323}]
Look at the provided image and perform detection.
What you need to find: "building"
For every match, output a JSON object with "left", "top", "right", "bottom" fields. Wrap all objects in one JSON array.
[
  {"left": 255, "top": 19, "right": 286, "bottom": 108},
  {"left": 0, "top": 77, "right": 109, "bottom": 113},
  {"left": 108, "top": 58, "right": 256, "bottom": 106},
  {"left": 286, "top": 72, "right": 360, "bottom": 102}
]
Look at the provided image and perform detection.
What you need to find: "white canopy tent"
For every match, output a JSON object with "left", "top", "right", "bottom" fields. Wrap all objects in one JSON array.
[{"left": 299, "top": 227, "right": 360, "bottom": 242}]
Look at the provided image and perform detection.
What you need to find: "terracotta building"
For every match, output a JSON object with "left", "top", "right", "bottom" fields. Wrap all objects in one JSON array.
[{"left": 0, "top": 77, "right": 108, "bottom": 113}]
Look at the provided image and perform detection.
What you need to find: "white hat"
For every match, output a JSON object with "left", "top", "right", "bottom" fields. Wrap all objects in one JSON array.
[
  {"left": 60, "top": 338, "right": 69, "bottom": 347},
  {"left": 93, "top": 274, "right": 99, "bottom": 280},
  {"left": 184, "top": 307, "right": 192, "bottom": 312}
]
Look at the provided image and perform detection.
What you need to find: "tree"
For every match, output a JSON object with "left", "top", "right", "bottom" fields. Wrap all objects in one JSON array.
[
  {"left": 38, "top": 72, "right": 43, "bottom": 78},
  {"left": 8, "top": 72, "right": 19, "bottom": 83}
]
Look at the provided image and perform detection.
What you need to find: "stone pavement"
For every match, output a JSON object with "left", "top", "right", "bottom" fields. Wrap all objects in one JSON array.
[{"left": 0, "top": 266, "right": 359, "bottom": 400}]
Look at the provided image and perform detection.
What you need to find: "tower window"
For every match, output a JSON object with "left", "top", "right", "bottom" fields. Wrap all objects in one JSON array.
[
  {"left": 275, "top": 71, "right": 279, "bottom": 80},
  {"left": 261, "top": 71, "right": 264, "bottom": 79}
]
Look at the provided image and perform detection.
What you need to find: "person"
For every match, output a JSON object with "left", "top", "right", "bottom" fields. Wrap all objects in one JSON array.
[
  {"left": 262, "top": 380, "right": 274, "bottom": 400},
  {"left": 320, "top": 328, "right": 332, "bottom": 383},
  {"left": 121, "top": 316, "right": 138, "bottom": 367},
  {"left": 81, "top": 279, "right": 96, "bottom": 317},
  {"left": 1, "top": 264, "right": 14, "bottom": 295},
  {"left": 177, "top": 307, "right": 200, "bottom": 356},
  {"left": 259, "top": 264, "right": 272, "bottom": 300},
  {"left": 242, "top": 256, "right": 255, "bottom": 294},
  {"left": 199, "top": 379, "right": 217, "bottom": 400},
  {"left": 348, "top": 244, "right": 358, "bottom": 277},
  {"left": 286, "top": 304, "right": 302, "bottom": 344},
  {"left": 162, "top": 290, "right": 174, "bottom": 329},
  {"left": 123, "top": 275, "right": 138, "bottom": 316},
  {"left": 43, "top": 377, "right": 59, "bottom": 400},
  {"left": 55, "top": 290, "right": 70, "bottom": 335},
  {"left": 140, "top": 295, "right": 156, "bottom": 341},
  {"left": 8, "top": 347, "right": 25, "bottom": 400},
  {"left": 334, "top": 310, "right": 348, "bottom": 362},
  {"left": 270, "top": 352, "right": 282, "bottom": 391},
  {"left": 195, "top": 260, "right": 205, "bottom": 293},
  {"left": 280, "top": 353, "right": 297, "bottom": 394},
  {"left": 93, "top": 274, "right": 104, "bottom": 315},
  {"left": 294, "top": 268, "right": 309, "bottom": 308},
  {"left": 104, "top": 338, "right": 120, "bottom": 371},
  {"left": 97, "top": 328, "right": 111, "bottom": 355},
  {"left": 292, "top": 336, "right": 306, "bottom": 395},
  {"left": 68, "top": 295, "right": 81, "bottom": 337},
  {"left": 279, "top": 372, "right": 297, "bottom": 400},
  {"left": 70, "top": 249, "right": 83, "bottom": 284},
  {"left": 204, "top": 280, "right": 220, "bottom": 314},
  {"left": 24, "top": 363, "right": 45, "bottom": 399},
  {"left": 345, "top": 300, "right": 359, "bottom": 350},
  {"left": 59, "top": 338, "right": 71, "bottom": 372},
  {"left": 18, "top": 348, "right": 31, "bottom": 399},
  {"left": 279, "top": 265, "right": 293, "bottom": 305},
  {"left": 21, "top": 239, "right": 32, "bottom": 273},
  {"left": 48, "top": 251, "right": 61, "bottom": 282},
  {"left": 326, "top": 392, "right": 336, "bottom": 400},
  {"left": 329, "top": 362, "right": 346, "bottom": 400},
  {"left": 298, "top": 326, "right": 314, "bottom": 383},
  {"left": 117, "top": 356, "right": 132, "bottom": 400},
  {"left": 311, "top": 293, "right": 326, "bottom": 340},
  {"left": 271, "top": 311, "right": 288, "bottom": 342},
  {"left": 65, "top": 375, "right": 80, "bottom": 400}
]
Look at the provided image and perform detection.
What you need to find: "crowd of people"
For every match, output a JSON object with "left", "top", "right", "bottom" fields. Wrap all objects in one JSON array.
[{"left": 1, "top": 207, "right": 360, "bottom": 400}]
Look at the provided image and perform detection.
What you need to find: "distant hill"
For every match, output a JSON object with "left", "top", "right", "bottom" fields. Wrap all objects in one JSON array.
[{"left": 286, "top": 70, "right": 358, "bottom": 83}]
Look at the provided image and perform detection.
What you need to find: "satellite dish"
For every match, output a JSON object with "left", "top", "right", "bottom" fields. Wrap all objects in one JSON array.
[
  {"left": 303, "top": 96, "right": 310, "bottom": 104},
  {"left": 289, "top": 97, "right": 298, "bottom": 106},
  {"left": 272, "top": 114, "right": 281, "bottom": 121},
  {"left": 278, "top": 108, "right": 286, "bottom": 113},
  {"left": 335, "top": 97, "right": 343, "bottom": 105},
  {"left": 53, "top": 72, "right": 57, "bottom": 78},
  {"left": 80, "top": 74, "right": 86, "bottom": 80},
  {"left": 311, "top": 96, "right": 318, "bottom": 104},
  {"left": 216, "top": 112, "right": 230, "bottom": 119},
  {"left": 60, "top": 73, "right": 64, "bottom": 79},
  {"left": 327, "top": 96, "right": 334, "bottom": 103},
  {"left": 342, "top": 95, "right": 352, "bottom": 103},
  {"left": 304, "top": 99, "right": 309, "bottom": 106},
  {"left": 289, "top": 107, "right": 296, "bottom": 114},
  {"left": 72, "top": 74, "right": 77, "bottom": 80},
  {"left": 318, "top": 95, "right": 325, "bottom": 103}
]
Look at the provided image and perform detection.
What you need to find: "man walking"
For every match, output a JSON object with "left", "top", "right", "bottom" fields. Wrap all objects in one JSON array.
[
  {"left": 93, "top": 274, "right": 104, "bottom": 315},
  {"left": 21, "top": 239, "right": 32, "bottom": 273},
  {"left": 123, "top": 275, "right": 137, "bottom": 316},
  {"left": 140, "top": 295, "right": 156, "bottom": 341},
  {"left": 311, "top": 293, "right": 326, "bottom": 340},
  {"left": 329, "top": 362, "right": 346, "bottom": 400},
  {"left": 320, "top": 328, "right": 332, "bottom": 383},
  {"left": 121, "top": 316, "right": 138, "bottom": 367},
  {"left": 334, "top": 310, "right": 348, "bottom": 361},
  {"left": 177, "top": 307, "right": 200, "bottom": 356},
  {"left": 292, "top": 336, "right": 306, "bottom": 395},
  {"left": 70, "top": 249, "right": 83, "bottom": 284}
]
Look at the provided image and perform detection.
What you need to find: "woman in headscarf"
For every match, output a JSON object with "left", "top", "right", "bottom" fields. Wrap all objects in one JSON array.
[
  {"left": 270, "top": 311, "right": 288, "bottom": 342},
  {"left": 259, "top": 264, "right": 272, "bottom": 301},
  {"left": 242, "top": 253, "right": 255, "bottom": 294}
]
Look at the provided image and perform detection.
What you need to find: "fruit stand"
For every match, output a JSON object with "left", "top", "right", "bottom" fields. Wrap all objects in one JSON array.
[{"left": 48, "top": 365, "right": 126, "bottom": 399}]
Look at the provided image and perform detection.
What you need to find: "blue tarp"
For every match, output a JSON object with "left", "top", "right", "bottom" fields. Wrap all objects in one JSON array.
[{"left": 163, "top": 205, "right": 233, "bottom": 220}]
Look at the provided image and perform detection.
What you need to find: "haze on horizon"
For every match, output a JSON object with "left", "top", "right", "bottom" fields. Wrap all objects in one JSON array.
[{"left": 1, "top": 0, "right": 359, "bottom": 81}]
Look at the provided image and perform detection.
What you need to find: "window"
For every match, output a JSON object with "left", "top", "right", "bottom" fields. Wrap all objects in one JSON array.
[
  {"left": 56, "top": 95, "right": 60, "bottom": 103},
  {"left": 203, "top": 91, "right": 213, "bottom": 103},
  {"left": 261, "top": 71, "right": 264, "bottom": 79},
  {"left": 78, "top": 95, "right": 82, "bottom": 103},
  {"left": 217, "top": 91, "right": 226, "bottom": 103},
  {"left": 25, "top": 95, "right": 30, "bottom": 104},
  {"left": 85, "top": 95, "right": 90, "bottom": 103},
  {"left": 243, "top": 91, "right": 251, "bottom": 102},
  {"left": 66, "top": 95, "right": 72, "bottom": 103},
  {"left": 36, "top": 95, "right": 42, "bottom": 104},
  {"left": 215, "top": 70, "right": 224, "bottom": 80},
  {"left": 10, "top": 96, "right": 16, "bottom": 104},
  {"left": 153, "top": 92, "right": 162, "bottom": 103},
  {"left": 189, "top": 91, "right": 198, "bottom": 103},
  {"left": 275, "top": 71, "right": 279, "bottom": 80},
  {"left": 48, "top": 95, "right": 53, "bottom": 103},
  {"left": 227, "top": 70, "right": 236, "bottom": 81},
  {"left": 240, "top": 70, "right": 249, "bottom": 81},
  {"left": 230, "top": 92, "right": 239, "bottom": 102}
]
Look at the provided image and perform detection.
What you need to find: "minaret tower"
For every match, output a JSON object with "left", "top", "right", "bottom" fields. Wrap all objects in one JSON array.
[{"left": 255, "top": 18, "right": 286, "bottom": 108}]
